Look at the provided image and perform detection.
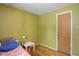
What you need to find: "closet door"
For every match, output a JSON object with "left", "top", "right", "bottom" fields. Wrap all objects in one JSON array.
[{"left": 58, "top": 12, "right": 71, "bottom": 55}]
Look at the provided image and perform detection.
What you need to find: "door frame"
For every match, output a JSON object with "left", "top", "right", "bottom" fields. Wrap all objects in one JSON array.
[{"left": 56, "top": 11, "right": 72, "bottom": 55}]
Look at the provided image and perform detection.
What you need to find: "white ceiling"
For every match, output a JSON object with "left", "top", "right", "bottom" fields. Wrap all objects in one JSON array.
[{"left": 5, "top": 3, "right": 70, "bottom": 15}]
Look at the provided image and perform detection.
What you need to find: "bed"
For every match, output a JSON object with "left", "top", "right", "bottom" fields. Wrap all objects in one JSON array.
[{"left": 0, "top": 38, "right": 30, "bottom": 56}]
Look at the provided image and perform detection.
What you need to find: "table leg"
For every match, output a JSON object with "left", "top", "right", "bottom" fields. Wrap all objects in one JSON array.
[{"left": 33, "top": 44, "right": 35, "bottom": 51}]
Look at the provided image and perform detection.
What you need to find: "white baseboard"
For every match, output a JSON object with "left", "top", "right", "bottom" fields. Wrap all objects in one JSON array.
[
  {"left": 71, "top": 54, "right": 76, "bottom": 56},
  {"left": 38, "top": 43, "right": 57, "bottom": 50}
]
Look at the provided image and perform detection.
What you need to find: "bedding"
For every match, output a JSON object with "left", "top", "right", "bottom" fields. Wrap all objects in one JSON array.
[
  {"left": 0, "top": 38, "right": 30, "bottom": 56},
  {"left": 0, "top": 45, "right": 30, "bottom": 56},
  {"left": 0, "top": 39, "right": 19, "bottom": 52}
]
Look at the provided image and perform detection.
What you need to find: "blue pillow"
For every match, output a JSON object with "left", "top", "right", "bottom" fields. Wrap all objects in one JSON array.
[{"left": 0, "top": 39, "right": 19, "bottom": 52}]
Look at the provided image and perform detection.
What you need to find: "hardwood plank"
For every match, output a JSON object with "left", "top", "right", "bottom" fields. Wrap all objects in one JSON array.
[{"left": 30, "top": 45, "right": 69, "bottom": 56}]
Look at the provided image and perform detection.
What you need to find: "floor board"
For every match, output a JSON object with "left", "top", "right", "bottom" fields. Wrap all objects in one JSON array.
[{"left": 29, "top": 45, "right": 70, "bottom": 56}]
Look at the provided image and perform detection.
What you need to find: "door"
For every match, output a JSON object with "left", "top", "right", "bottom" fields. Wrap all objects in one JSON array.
[{"left": 57, "top": 11, "right": 71, "bottom": 55}]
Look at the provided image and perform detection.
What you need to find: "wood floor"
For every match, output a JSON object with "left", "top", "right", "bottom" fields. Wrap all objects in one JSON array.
[{"left": 29, "top": 45, "right": 70, "bottom": 56}]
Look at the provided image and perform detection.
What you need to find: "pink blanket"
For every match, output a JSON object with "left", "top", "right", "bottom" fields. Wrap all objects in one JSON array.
[{"left": 0, "top": 45, "right": 30, "bottom": 56}]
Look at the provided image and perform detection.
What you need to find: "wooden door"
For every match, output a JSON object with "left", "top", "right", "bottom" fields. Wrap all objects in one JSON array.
[{"left": 58, "top": 12, "right": 71, "bottom": 55}]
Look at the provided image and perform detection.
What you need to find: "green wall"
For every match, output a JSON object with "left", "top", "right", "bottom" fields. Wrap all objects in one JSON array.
[
  {"left": 38, "top": 12, "right": 56, "bottom": 48},
  {"left": 0, "top": 4, "right": 38, "bottom": 43},
  {"left": 38, "top": 4, "right": 79, "bottom": 55},
  {"left": 0, "top": 4, "right": 79, "bottom": 56}
]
